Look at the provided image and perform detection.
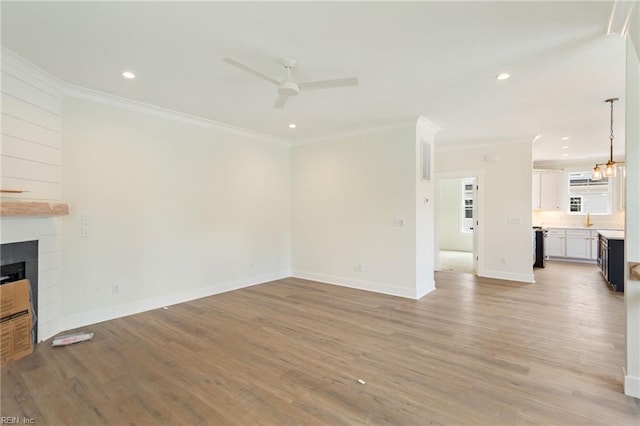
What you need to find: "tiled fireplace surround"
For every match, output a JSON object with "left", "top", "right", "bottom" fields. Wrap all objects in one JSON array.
[{"left": 1, "top": 217, "right": 63, "bottom": 342}]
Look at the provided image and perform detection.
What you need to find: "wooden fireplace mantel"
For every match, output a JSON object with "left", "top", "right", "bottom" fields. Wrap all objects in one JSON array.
[{"left": 1, "top": 201, "right": 70, "bottom": 217}]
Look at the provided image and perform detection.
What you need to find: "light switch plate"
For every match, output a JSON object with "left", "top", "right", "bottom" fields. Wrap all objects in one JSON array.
[{"left": 393, "top": 218, "right": 405, "bottom": 227}]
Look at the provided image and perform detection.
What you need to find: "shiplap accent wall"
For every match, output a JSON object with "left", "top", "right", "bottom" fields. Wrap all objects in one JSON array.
[
  {"left": 2, "top": 49, "right": 62, "bottom": 200},
  {"left": 1, "top": 48, "right": 64, "bottom": 341}
]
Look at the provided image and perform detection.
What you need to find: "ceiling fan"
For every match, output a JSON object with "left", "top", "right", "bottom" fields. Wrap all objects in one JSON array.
[{"left": 222, "top": 57, "right": 358, "bottom": 108}]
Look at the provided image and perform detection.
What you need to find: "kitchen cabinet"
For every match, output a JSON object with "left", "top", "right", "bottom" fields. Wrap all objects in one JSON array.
[
  {"left": 543, "top": 228, "right": 600, "bottom": 260},
  {"left": 540, "top": 172, "right": 562, "bottom": 211},
  {"left": 544, "top": 229, "right": 565, "bottom": 257},
  {"left": 532, "top": 172, "right": 541, "bottom": 209},
  {"left": 590, "top": 233, "right": 598, "bottom": 260},
  {"left": 566, "top": 230, "right": 592, "bottom": 259},
  {"left": 532, "top": 171, "right": 562, "bottom": 211},
  {"left": 597, "top": 231, "right": 625, "bottom": 292}
]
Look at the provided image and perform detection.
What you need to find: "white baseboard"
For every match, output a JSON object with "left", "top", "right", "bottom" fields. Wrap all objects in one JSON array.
[
  {"left": 59, "top": 271, "right": 290, "bottom": 335},
  {"left": 291, "top": 270, "right": 425, "bottom": 299},
  {"left": 546, "top": 257, "right": 597, "bottom": 265},
  {"left": 416, "top": 279, "right": 436, "bottom": 299},
  {"left": 480, "top": 269, "right": 535, "bottom": 284},
  {"left": 38, "top": 318, "right": 61, "bottom": 343},
  {"left": 625, "top": 373, "right": 640, "bottom": 399}
]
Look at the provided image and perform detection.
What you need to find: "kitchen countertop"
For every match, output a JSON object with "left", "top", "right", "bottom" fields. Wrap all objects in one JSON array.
[
  {"left": 598, "top": 230, "right": 625, "bottom": 240},
  {"left": 539, "top": 226, "right": 624, "bottom": 231}
]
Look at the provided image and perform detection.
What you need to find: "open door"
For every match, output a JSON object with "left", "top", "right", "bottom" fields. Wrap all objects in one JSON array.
[
  {"left": 437, "top": 176, "right": 477, "bottom": 274},
  {"left": 461, "top": 177, "right": 478, "bottom": 274},
  {"left": 435, "top": 170, "right": 484, "bottom": 277},
  {"left": 471, "top": 178, "right": 478, "bottom": 273}
]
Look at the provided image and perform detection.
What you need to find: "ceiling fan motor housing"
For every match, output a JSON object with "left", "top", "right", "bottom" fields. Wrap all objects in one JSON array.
[{"left": 278, "top": 81, "right": 300, "bottom": 96}]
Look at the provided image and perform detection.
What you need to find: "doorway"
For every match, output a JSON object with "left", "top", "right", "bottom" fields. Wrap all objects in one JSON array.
[{"left": 436, "top": 175, "right": 478, "bottom": 274}]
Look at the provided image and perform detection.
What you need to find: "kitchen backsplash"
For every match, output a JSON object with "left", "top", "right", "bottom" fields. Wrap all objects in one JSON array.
[{"left": 533, "top": 210, "right": 625, "bottom": 230}]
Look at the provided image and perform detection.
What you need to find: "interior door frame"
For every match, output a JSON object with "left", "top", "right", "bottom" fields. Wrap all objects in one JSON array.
[{"left": 435, "top": 169, "right": 485, "bottom": 276}]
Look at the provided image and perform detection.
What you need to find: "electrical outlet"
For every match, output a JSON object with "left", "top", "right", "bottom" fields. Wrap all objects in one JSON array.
[
  {"left": 500, "top": 257, "right": 506, "bottom": 265},
  {"left": 81, "top": 225, "right": 89, "bottom": 238},
  {"left": 249, "top": 262, "right": 254, "bottom": 269},
  {"left": 112, "top": 284, "right": 120, "bottom": 295},
  {"left": 354, "top": 264, "right": 364, "bottom": 272}
]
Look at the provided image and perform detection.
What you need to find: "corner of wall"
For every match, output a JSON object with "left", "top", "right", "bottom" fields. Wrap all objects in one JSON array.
[{"left": 625, "top": 372, "right": 640, "bottom": 399}]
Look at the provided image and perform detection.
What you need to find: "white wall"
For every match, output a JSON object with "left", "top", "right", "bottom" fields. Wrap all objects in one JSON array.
[
  {"left": 60, "top": 96, "right": 291, "bottom": 329},
  {"left": 415, "top": 118, "right": 439, "bottom": 298},
  {"left": 438, "top": 178, "right": 473, "bottom": 251},
  {"left": 624, "top": 33, "right": 640, "bottom": 399},
  {"left": 436, "top": 141, "right": 533, "bottom": 283},
  {"left": 291, "top": 119, "right": 437, "bottom": 299},
  {"left": 1, "top": 48, "right": 63, "bottom": 341}
]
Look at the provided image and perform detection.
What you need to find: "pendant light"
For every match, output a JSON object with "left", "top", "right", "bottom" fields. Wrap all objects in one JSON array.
[{"left": 592, "top": 98, "right": 622, "bottom": 180}]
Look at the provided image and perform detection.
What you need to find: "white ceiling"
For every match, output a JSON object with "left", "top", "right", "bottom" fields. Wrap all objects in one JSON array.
[{"left": 1, "top": 1, "right": 629, "bottom": 162}]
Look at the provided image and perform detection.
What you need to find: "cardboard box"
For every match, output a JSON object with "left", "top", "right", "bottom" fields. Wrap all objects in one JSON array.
[{"left": 1, "top": 279, "right": 34, "bottom": 366}]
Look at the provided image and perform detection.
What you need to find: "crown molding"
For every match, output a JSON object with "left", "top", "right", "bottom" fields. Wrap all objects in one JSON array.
[
  {"left": 628, "top": 1, "right": 640, "bottom": 58},
  {"left": 1, "top": 47, "right": 64, "bottom": 94},
  {"left": 416, "top": 115, "right": 441, "bottom": 137},
  {"left": 1, "top": 47, "right": 443, "bottom": 148},
  {"left": 435, "top": 137, "right": 531, "bottom": 153},
  {"left": 534, "top": 155, "right": 626, "bottom": 170},
  {"left": 607, "top": 0, "right": 636, "bottom": 38},
  {"left": 61, "top": 84, "right": 292, "bottom": 146},
  {"left": 293, "top": 118, "right": 420, "bottom": 146},
  {"left": 2, "top": 46, "right": 291, "bottom": 146}
]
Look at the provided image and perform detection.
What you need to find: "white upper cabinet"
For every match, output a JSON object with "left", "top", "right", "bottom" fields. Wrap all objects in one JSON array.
[
  {"left": 532, "top": 172, "right": 542, "bottom": 209},
  {"left": 533, "top": 171, "right": 562, "bottom": 211}
]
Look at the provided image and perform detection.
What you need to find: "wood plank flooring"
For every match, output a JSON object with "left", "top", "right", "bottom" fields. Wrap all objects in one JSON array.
[{"left": 2, "top": 261, "right": 639, "bottom": 425}]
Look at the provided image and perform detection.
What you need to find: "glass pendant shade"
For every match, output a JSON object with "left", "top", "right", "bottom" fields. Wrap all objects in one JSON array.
[
  {"left": 605, "top": 161, "right": 616, "bottom": 177},
  {"left": 592, "top": 165, "right": 603, "bottom": 180}
]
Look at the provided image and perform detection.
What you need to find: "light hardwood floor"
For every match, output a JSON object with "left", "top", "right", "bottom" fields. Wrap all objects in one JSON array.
[
  {"left": 438, "top": 250, "right": 474, "bottom": 274},
  {"left": 2, "top": 261, "right": 639, "bottom": 425}
]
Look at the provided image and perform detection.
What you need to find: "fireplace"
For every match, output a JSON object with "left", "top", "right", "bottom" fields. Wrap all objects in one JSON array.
[{"left": 1, "top": 240, "right": 38, "bottom": 342}]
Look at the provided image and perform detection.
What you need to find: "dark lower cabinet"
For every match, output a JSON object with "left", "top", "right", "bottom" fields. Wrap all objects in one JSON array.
[{"left": 598, "top": 234, "right": 624, "bottom": 292}]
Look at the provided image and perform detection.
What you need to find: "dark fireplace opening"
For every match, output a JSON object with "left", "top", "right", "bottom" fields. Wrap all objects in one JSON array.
[
  {"left": 1, "top": 261, "right": 26, "bottom": 284},
  {"left": 1, "top": 241, "right": 38, "bottom": 342}
]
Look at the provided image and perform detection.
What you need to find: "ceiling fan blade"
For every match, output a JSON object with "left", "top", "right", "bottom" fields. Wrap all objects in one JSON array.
[
  {"left": 299, "top": 77, "right": 358, "bottom": 91},
  {"left": 273, "top": 94, "right": 288, "bottom": 108},
  {"left": 222, "top": 57, "right": 279, "bottom": 85}
]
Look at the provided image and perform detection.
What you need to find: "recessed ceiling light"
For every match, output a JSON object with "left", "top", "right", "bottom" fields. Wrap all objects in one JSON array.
[
  {"left": 289, "top": 123, "right": 296, "bottom": 129},
  {"left": 562, "top": 145, "right": 570, "bottom": 149},
  {"left": 122, "top": 71, "right": 136, "bottom": 79},
  {"left": 496, "top": 73, "right": 511, "bottom": 81},
  {"left": 560, "top": 136, "right": 570, "bottom": 141},
  {"left": 562, "top": 153, "right": 569, "bottom": 157}
]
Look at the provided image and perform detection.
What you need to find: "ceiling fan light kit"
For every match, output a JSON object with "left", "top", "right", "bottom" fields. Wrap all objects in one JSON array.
[
  {"left": 222, "top": 56, "right": 358, "bottom": 109},
  {"left": 277, "top": 81, "right": 300, "bottom": 97}
]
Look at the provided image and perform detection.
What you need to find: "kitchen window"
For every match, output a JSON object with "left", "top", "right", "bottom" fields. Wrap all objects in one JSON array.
[
  {"left": 569, "top": 196, "right": 583, "bottom": 212},
  {"left": 567, "top": 171, "right": 610, "bottom": 215}
]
